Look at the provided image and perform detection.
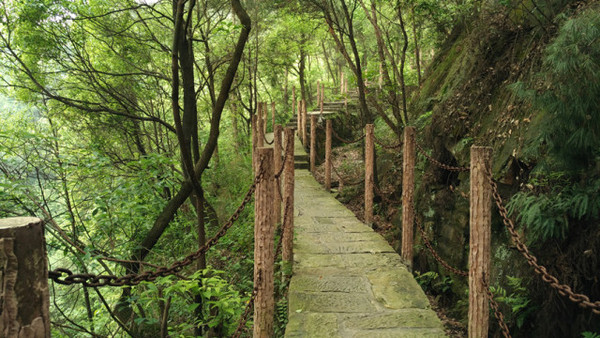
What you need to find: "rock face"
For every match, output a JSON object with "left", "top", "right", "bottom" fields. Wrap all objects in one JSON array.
[{"left": 285, "top": 145, "right": 445, "bottom": 337}]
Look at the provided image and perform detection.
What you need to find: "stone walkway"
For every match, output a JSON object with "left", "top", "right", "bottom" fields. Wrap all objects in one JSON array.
[{"left": 284, "top": 137, "right": 446, "bottom": 338}]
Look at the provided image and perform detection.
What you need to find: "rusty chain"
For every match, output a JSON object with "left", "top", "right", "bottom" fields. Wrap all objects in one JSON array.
[
  {"left": 331, "top": 127, "right": 365, "bottom": 144},
  {"left": 373, "top": 184, "right": 403, "bottom": 205},
  {"left": 412, "top": 204, "right": 469, "bottom": 277},
  {"left": 232, "top": 271, "right": 261, "bottom": 338},
  {"left": 331, "top": 162, "right": 364, "bottom": 186},
  {"left": 416, "top": 143, "right": 470, "bottom": 172},
  {"left": 48, "top": 165, "right": 266, "bottom": 288},
  {"left": 373, "top": 135, "right": 403, "bottom": 150},
  {"left": 487, "top": 168, "right": 600, "bottom": 315},
  {"left": 482, "top": 276, "right": 512, "bottom": 338}
]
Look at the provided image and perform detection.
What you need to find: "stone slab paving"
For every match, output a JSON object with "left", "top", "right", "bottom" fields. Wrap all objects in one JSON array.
[{"left": 285, "top": 137, "right": 446, "bottom": 337}]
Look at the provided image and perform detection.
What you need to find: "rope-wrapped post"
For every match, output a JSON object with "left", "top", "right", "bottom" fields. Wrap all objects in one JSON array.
[
  {"left": 310, "top": 115, "right": 317, "bottom": 173},
  {"left": 254, "top": 148, "right": 275, "bottom": 338},
  {"left": 401, "top": 126, "right": 416, "bottom": 266},
  {"left": 282, "top": 128, "right": 295, "bottom": 275},
  {"left": 364, "top": 124, "right": 375, "bottom": 227},
  {"left": 301, "top": 99, "right": 307, "bottom": 147},
  {"left": 271, "top": 102, "right": 275, "bottom": 133},
  {"left": 0, "top": 217, "right": 50, "bottom": 338},
  {"left": 325, "top": 119, "right": 332, "bottom": 191},
  {"left": 257, "top": 103, "right": 264, "bottom": 148},
  {"left": 273, "top": 124, "right": 283, "bottom": 225},
  {"left": 468, "top": 146, "right": 493, "bottom": 338},
  {"left": 252, "top": 114, "right": 258, "bottom": 173}
]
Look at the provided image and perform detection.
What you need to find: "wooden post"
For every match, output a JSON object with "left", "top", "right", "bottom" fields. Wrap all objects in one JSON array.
[
  {"left": 364, "top": 124, "right": 374, "bottom": 227},
  {"left": 254, "top": 147, "right": 275, "bottom": 338},
  {"left": 292, "top": 87, "right": 296, "bottom": 115},
  {"left": 0, "top": 217, "right": 50, "bottom": 338},
  {"left": 320, "top": 83, "right": 324, "bottom": 114},
  {"left": 301, "top": 99, "right": 307, "bottom": 147},
  {"left": 310, "top": 115, "right": 317, "bottom": 173},
  {"left": 282, "top": 128, "right": 295, "bottom": 273},
  {"left": 316, "top": 80, "right": 320, "bottom": 107},
  {"left": 325, "top": 119, "right": 332, "bottom": 191},
  {"left": 469, "top": 146, "right": 492, "bottom": 338},
  {"left": 262, "top": 102, "right": 267, "bottom": 135},
  {"left": 271, "top": 102, "right": 276, "bottom": 133},
  {"left": 296, "top": 100, "right": 302, "bottom": 138},
  {"left": 273, "top": 124, "right": 283, "bottom": 225},
  {"left": 401, "top": 126, "right": 416, "bottom": 266},
  {"left": 257, "top": 103, "right": 264, "bottom": 148},
  {"left": 252, "top": 115, "right": 258, "bottom": 172},
  {"left": 340, "top": 72, "right": 344, "bottom": 94}
]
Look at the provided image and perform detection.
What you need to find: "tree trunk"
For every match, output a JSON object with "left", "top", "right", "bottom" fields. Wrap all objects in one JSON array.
[{"left": 0, "top": 217, "right": 50, "bottom": 338}]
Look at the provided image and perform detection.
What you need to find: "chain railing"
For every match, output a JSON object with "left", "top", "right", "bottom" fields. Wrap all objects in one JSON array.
[
  {"left": 373, "top": 184, "right": 403, "bottom": 205},
  {"left": 232, "top": 271, "right": 261, "bottom": 338},
  {"left": 416, "top": 143, "right": 470, "bottom": 172},
  {"left": 373, "top": 134, "right": 403, "bottom": 150},
  {"left": 48, "top": 164, "right": 266, "bottom": 287},
  {"left": 487, "top": 168, "right": 600, "bottom": 315},
  {"left": 483, "top": 277, "right": 512, "bottom": 338},
  {"left": 331, "top": 127, "right": 365, "bottom": 144}
]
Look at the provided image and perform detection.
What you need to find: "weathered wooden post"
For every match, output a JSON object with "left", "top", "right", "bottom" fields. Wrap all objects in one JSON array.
[
  {"left": 340, "top": 72, "right": 344, "bottom": 94},
  {"left": 262, "top": 102, "right": 268, "bottom": 135},
  {"left": 320, "top": 83, "right": 324, "bottom": 114},
  {"left": 257, "top": 103, "right": 264, "bottom": 148},
  {"left": 401, "top": 126, "right": 416, "bottom": 266},
  {"left": 325, "top": 119, "right": 332, "bottom": 191},
  {"left": 310, "top": 115, "right": 317, "bottom": 173},
  {"left": 0, "top": 217, "right": 50, "bottom": 338},
  {"left": 254, "top": 147, "right": 275, "bottom": 338},
  {"left": 364, "top": 124, "right": 375, "bottom": 226},
  {"left": 301, "top": 99, "right": 307, "bottom": 147},
  {"left": 469, "top": 146, "right": 492, "bottom": 338},
  {"left": 273, "top": 124, "right": 283, "bottom": 225},
  {"left": 271, "top": 102, "right": 276, "bottom": 133},
  {"left": 252, "top": 114, "right": 258, "bottom": 172},
  {"left": 296, "top": 100, "right": 301, "bottom": 137},
  {"left": 282, "top": 128, "right": 295, "bottom": 275}
]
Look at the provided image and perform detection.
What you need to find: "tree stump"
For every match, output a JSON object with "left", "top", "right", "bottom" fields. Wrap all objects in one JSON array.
[{"left": 0, "top": 217, "right": 50, "bottom": 338}]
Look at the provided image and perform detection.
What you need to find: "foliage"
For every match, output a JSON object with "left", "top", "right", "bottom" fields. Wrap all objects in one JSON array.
[
  {"left": 507, "top": 177, "right": 600, "bottom": 243},
  {"left": 490, "top": 276, "right": 537, "bottom": 329},
  {"left": 415, "top": 270, "right": 453, "bottom": 294}
]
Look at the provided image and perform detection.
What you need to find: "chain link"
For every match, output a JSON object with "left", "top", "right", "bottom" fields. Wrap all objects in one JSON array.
[
  {"left": 331, "top": 127, "right": 365, "bottom": 144},
  {"left": 487, "top": 168, "right": 600, "bottom": 315},
  {"left": 331, "top": 162, "right": 364, "bottom": 186},
  {"left": 373, "top": 135, "right": 403, "bottom": 150},
  {"left": 412, "top": 204, "right": 468, "bottom": 277},
  {"left": 416, "top": 143, "right": 470, "bottom": 172},
  {"left": 482, "top": 277, "right": 512, "bottom": 338},
  {"left": 49, "top": 166, "right": 266, "bottom": 287},
  {"left": 373, "top": 185, "right": 403, "bottom": 205},
  {"left": 232, "top": 271, "right": 261, "bottom": 338}
]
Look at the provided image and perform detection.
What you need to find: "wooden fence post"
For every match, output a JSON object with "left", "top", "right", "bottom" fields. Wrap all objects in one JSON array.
[
  {"left": 296, "top": 100, "right": 302, "bottom": 138},
  {"left": 252, "top": 114, "right": 258, "bottom": 172},
  {"left": 282, "top": 128, "right": 295, "bottom": 274},
  {"left": 364, "top": 124, "right": 374, "bottom": 226},
  {"left": 469, "top": 146, "right": 492, "bottom": 338},
  {"left": 301, "top": 99, "right": 307, "bottom": 147},
  {"left": 325, "top": 119, "right": 332, "bottom": 191},
  {"left": 271, "top": 102, "right": 276, "bottom": 133},
  {"left": 0, "top": 217, "right": 50, "bottom": 338},
  {"left": 257, "top": 103, "right": 264, "bottom": 148},
  {"left": 320, "top": 83, "right": 324, "bottom": 113},
  {"left": 401, "top": 126, "right": 416, "bottom": 266},
  {"left": 340, "top": 72, "right": 344, "bottom": 94},
  {"left": 262, "top": 102, "right": 267, "bottom": 135},
  {"left": 273, "top": 124, "right": 283, "bottom": 225},
  {"left": 254, "top": 147, "right": 275, "bottom": 338},
  {"left": 310, "top": 115, "right": 317, "bottom": 173}
]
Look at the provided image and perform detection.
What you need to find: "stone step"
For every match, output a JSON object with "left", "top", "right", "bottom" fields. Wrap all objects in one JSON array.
[{"left": 294, "top": 161, "right": 309, "bottom": 170}]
